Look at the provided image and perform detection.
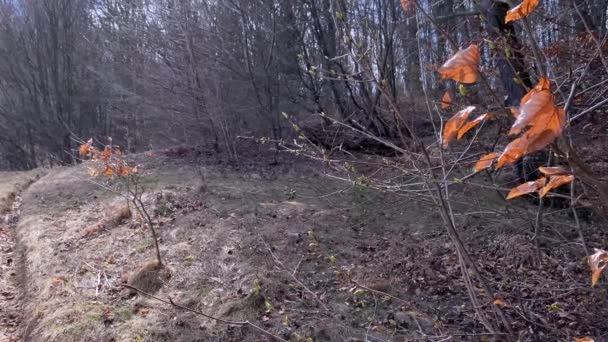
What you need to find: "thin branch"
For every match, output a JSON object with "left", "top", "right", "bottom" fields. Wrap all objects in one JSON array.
[
  {"left": 263, "top": 240, "right": 330, "bottom": 311},
  {"left": 121, "top": 284, "right": 288, "bottom": 342},
  {"left": 350, "top": 278, "right": 411, "bottom": 307}
]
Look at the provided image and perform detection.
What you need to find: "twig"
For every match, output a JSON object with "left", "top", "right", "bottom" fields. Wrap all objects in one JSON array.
[
  {"left": 365, "top": 299, "right": 378, "bottom": 341},
  {"left": 292, "top": 256, "right": 304, "bottom": 277},
  {"left": 95, "top": 271, "right": 101, "bottom": 297},
  {"left": 350, "top": 278, "right": 410, "bottom": 307},
  {"left": 121, "top": 284, "right": 288, "bottom": 342},
  {"left": 263, "top": 240, "right": 330, "bottom": 311}
]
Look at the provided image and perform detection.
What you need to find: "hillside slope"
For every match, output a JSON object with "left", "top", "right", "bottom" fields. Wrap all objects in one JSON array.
[{"left": 2, "top": 148, "right": 607, "bottom": 341}]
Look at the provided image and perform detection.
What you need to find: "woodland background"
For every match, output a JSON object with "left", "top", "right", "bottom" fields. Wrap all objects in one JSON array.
[
  {"left": 1, "top": 1, "right": 608, "bottom": 341},
  {"left": 0, "top": 0, "right": 606, "bottom": 170}
]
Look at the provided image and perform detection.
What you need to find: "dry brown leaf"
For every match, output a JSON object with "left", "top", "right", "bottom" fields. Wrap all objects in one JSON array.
[
  {"left": 103, "top": 166, "right": 114, "bottom": 177},
  {"left": 438, "top": 44, "right": 480, "bottom": 84},
  {"left": 521, "top": 106, "right": 565, "bottom": 153},
  {"left": 497, "top": 137, "right": 527, "bottom": 168},
  {"left": 400, "top": 0, "right": 410, "bottom": 10},
  {"left": 442, "top": 106, "right": 476, "bottom": 148},
  {"left": 505, "top": 0, "right": 541, "bottom": 23},
  {"left": 100, "top": 146, "right": 112, "bottom": 161},
  {"left": 497, "top": 78, "right": 565, "bottom": 168},
  {"left": 510, "top": 77, "right": 553, "bottom": 135},
  {"left": 87, "top": 166, "right": 99, "bottom": 177},
  {"left": 458, "top": 113, "right": 492, "bottom": 139},
  {"left": 441, "top": 91, "right": 452, "bottom": 109},
  {"left": 493, "top": 299, "right": 509, "bottom": 307},
  {"left": 51, "top": 278, "right": 65, "bottom": 286},
  {"left": 539, "top": 166, "right": 570, "bottom": 176},
  {"left": 574, "top": 336, "right": 595, "bottom": 342},
  {"left": 539, "top": 175, "right": 574, "bottom": 198},
  {"left": 474, "top": 152, "right": 498, "bottom": 172},
  {"left": 506, "top": 178, "right": 545, "bottom": 200},
  {"left": 79, "top": 138, "right": 93, "bottom": 156},
  {"left": 510, "top": 107, "right": 520, "bottom": 118},
  {"left": 588, "top": 249, "right": 608, "bottom": 286}
]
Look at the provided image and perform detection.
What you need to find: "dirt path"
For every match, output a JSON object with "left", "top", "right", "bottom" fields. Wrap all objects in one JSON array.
[{"left": 0, "top": 171, "right": 43, "bottom": 341}]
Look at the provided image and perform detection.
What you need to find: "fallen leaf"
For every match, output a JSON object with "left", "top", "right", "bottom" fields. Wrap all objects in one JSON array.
[
  {"left": 458, "top": 113, "right": 492, "bottom": 139},
  {"left": 51, "top": 278, "right": 65, "bottom": 286},
  {"left": 474, "top": 152, "right": 498, "bottom": 172},
  {"left": 506, "top": 178, "right": 545, "bottom": 200},
  {"left": 588, "top": 249, "right": 608, "bottom": 286},
  {"left": 574, "top": 336, "right": 595, "bottom": 342},
  {"left": 493, "top": 299, "right": 509, "bottom": 307},
  {"left": 442, "top": 106, "right": 476, "bottom": 148},
  {"left": 438, "top": 44, "right": 480, "bottom": 84},
  {"left": 505, "top": 0, "right": 541, "bottom": 23},
  {"left": 441, "top": 91, "right": 452, "bottom": 109}
]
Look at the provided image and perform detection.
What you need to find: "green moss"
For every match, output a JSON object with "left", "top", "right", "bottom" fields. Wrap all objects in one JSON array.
[
  {"left": 135, "top": 239, "right": 153, "bottom": 253},
  {"left": 183, "top": 255, "right": 195, "bottom": 266},
  {"left": 115, "top": 305, "right": 134, "bottom": 322},
  {"left": 87, "top": 306, "right": 104, "bottom": 321}
]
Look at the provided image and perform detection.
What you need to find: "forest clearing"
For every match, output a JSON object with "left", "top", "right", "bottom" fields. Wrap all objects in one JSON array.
[{"left": 1, "top": 0, "right": 608, "bottom": 341}]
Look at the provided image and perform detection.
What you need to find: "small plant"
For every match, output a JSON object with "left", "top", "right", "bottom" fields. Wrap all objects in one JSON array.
[{"left": 79, "top": 138, "right": 163, "bottom": 266}]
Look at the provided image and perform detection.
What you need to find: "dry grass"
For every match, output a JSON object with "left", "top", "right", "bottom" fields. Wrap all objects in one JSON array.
[{"left": 9, "top": 151, "right": 606, "bottom": 341}]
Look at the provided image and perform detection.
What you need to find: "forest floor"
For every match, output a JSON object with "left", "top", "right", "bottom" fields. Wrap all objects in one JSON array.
[{"left": 0, "top": 143, "right": 607, "bottom": 342}]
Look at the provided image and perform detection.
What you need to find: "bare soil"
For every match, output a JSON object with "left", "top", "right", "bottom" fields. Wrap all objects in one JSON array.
[
  {"left": 0, "top": 170, "right": 45, "bottom": 341},
  {"left": 2, "top": 145, "right": 607, "bottom": 341}
]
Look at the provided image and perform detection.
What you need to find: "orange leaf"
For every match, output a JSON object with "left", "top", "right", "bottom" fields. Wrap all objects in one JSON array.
[
  {"left": 474, "top": 152, "right": 499, "bottom": 172},
  {"left": 400, "top": 0, "right": 410, "bottom": 10},
  {"left": 538, "top": 166, "right": 570, "bottom": 176},
  {"left": 497, "top": 137, "right": 527, "bottom": 168},
  {"left": 458, "top": 113, "right": 492, "bottom": 139},
  {"left": 118, "top": 163, "right": 135, "bottom": 177},
  {"left": 79, "top": 138, "right": 93, "bottom": 156},
  {"left": 510, "top": 107, "right": 520, "bottom": 118},
  {"left": 498, "top": 80, "right": 565, "bottom": 168},
  {"left": 588, "top": 249, "right": 608, "bottom": 286},
  {"left": 87, "top": 166, "right": 99, "bottom": 177},
  {"left": 441, "top": 91, "right": 452, "bottom": 109},
  {"left": 100, "top": 147, "right": 112, "bottom": 161},
  {"left": 438, "top": 44, "right": 480, "bottom": 84},
  {"left": 103, "top": 166, "right": 114, "bottom": 177},
  {"left": 539, "top": 175, "right": 573, "bottom": 198},
  {"left": 522, "top": 106, "right": 565, "bottom": 154},
  {"left": 493, "top": 299, "right": 509, "bottom": 307},
  {"left": 506, "top": 178, "right": 545, "bottom": 200},
  {"left": 51, "top": 278, "right": 65, "bottom": 286},
  {"left": 510, "top": 77, "right": 553, "bottom": 135},
  {"left": 574, "top": 337, "right": 595, "bottom": 342},
  {"left": 505, "top": 0, "right": 541, "bottom": 23},
  {"left": 442, "top": 106, "right": 475, "bottom": 148}
]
